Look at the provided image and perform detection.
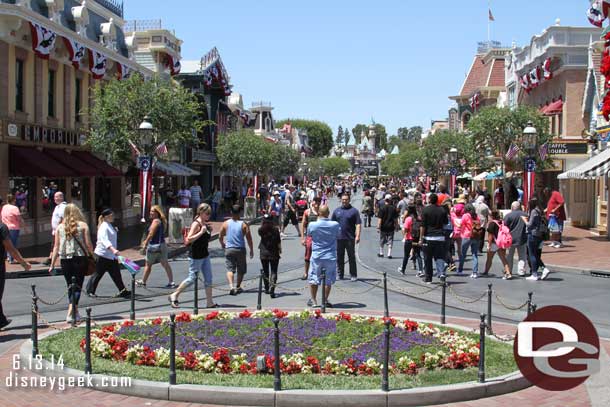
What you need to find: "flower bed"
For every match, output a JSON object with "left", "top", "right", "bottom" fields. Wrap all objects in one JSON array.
[{"left": 83, "top": 310, "right": 480, "bottom": 376}]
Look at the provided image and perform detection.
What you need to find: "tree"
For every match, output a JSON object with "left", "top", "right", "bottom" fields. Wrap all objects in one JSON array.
[
  {"left": 420, "top": 130, "right": 475, "bottom": 178},
  {"left": 269, "top": 145, "right": 301, "bottom": 179},
  {"left": 336, "top": 125, "right": 344, "bottom": 145},
  {"left": 407, "top": 126, "right": 423, "bottom": 144},
  {"left": 276, "top": 119, "right": 333, "bottom": 157},
  {"left": 343, "top": 129, "right": 351, "bottom": 146},
  {"left": 397, "top": 127, "right": 410, "bottom": 140},
  {"left": 374, "top": 123, "right": 388, "bottom": 151},
  {"left": 321, "top": 157, "right": 351, "bottom": 177},
  {"left": 88, "top": 74, "right": 204, "bottom": 166},
  {"left": 381, "top": 142, "right": 423, "bottom": 177},
  {"left": 352, "top": 124, "right": 368, "bottom": 144},
  {"left": 217, "top": 130, "right": 272, "bottom": 175}
]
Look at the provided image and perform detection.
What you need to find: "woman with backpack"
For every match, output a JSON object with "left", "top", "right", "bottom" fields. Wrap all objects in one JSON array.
[
  {"left": 458, "top": 203, "right": 482, "bottom": 278},
  {"left": 483, "top": 210, "right": 512, "bottom": 279},
  {"left": 524, "top": 198, "right": 551, "bottom": 281},
  {"left": 169, "top": 203, "right": 216, "bottom": 308},
  {"left": 398, "top": 205, "right": 422, "bottom": 275}
]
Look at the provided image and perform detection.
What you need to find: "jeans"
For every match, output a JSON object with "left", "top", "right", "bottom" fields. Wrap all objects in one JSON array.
[
  {"left": 86, "top": 256, "right": 126, "bottom": 294},
  {"left": 507, "top": 244, "right": 528, "bottom": 275},
  {"left": 459, "top": 238, "right": 479, "bottom": 275},
  {"left": 61, "top": 257, "right": 86, "bottom": 305},
  {"left": 401, "top": 240, "right": 413, "bottom": 273},
  {"left": 191, "top": 200, "right": 201, "bottom": 211},
  {"left": 422, "top": 239, "right": 447, "bottom": 282},
  {"left": 337, "top": 239, "right": 357, "bottom": 278},
  {"left": 527, "top": 235, "right": 543, "bottom": 278},
  {"left": 6, "top": 230, "right": 19, "bottom": 262},
  {"left": 261, "top": 258, "right": 279, "bottom": 293},
  {"left": 211, "top": 202, "right": 219, "bottom": 220},
  {"left": 183, "top": 257, "right": 213, "bottom": 287},
  {"left": 411, "top": 245, "right": 423, "bottom": 272}
]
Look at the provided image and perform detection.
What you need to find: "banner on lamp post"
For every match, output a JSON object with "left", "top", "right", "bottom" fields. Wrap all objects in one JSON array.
[
  {"left": 523, "top": 158, "right": 536, "bottom": 209},
  {"left": 253, "top": 175, "right": 258, "bottom": 197},
  {"left": 138, "top": 156, "right": 153, "bottom": 222},
  {"left": 289, "top": 175, "right": 293, "bottom": 185},
  {"left": 449, "top": 168, "right": 458, "bottom": 198}
]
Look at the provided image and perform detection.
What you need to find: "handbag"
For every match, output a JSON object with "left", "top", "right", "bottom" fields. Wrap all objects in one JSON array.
[
  {"left": 72, "top": 232, "right": 96, "bottom": 276},
  {"left": 471, "top": 220, "right": 484, "bottom": 240}
]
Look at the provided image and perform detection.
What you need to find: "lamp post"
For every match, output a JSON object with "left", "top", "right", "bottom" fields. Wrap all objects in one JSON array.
[
  {"left": 137, "top": 116, "right": 155, "bottom": 222},
  {"left": 414, "top": 160, "right": 420, "bottom": 187},
  {"left": 448, "top": 147, "right": 458, "bottom": 198},
  {"left": 522, "top": 121, "right": 538, "bottom": 208}
]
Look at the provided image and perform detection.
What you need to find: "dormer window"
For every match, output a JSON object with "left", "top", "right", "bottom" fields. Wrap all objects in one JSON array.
[{"left": 100, "top": 18, "right": 117, "bottom": 51}]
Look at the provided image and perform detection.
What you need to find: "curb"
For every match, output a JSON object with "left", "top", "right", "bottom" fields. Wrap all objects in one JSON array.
[
  {"left": 6, "top": 216, "right": 264, "bottom": 280},
  {"left": 544, "top": 264, "right": 610, "bottom": 278},
  {"left": 22, "top": 313, "right": 532, "bottom": 407}
]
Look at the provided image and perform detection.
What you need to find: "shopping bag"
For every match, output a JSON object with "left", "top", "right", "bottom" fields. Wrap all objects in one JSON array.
[
  {"left": 548, "top": 215, "right": 560, "bottom": 233},
  {"left": 118, "top": 256, "right": 141, "bottom": 276}
]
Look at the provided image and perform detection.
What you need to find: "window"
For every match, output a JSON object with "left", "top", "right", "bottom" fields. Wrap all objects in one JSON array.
[
  {"left": 558, "top": 113, "right": 563, "bottom": 136},
  {"left": 15, "top": 59, "right": 24, "bottom": 112},
  {"left": 551, "top": 116, "right": 556, "bottom": 136},
  {"left": 48, "top": 70, "right": 56, "bottom": 118},
  {"left": 75, "top": 78, "right": 82, "bottom": 122}
]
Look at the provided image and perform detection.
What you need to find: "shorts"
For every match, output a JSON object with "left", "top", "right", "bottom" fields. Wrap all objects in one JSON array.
[
  {"left": 146, "top": 243, "right": 168, "bottom": 265},
  {"left": 308, "top": 258, "right": 336, "bottom": 286},
  {"left": 225, "top": 248, "right": 247, "bottom": 275},
  {"left": 488, "top": 242, "right": 499, "bottom": 253},
  {"left": 185, "top": 257, "right": 212, "bottom": 287},
  {"left": 304, "top": 236, "right": 313, "bottom": 262},
  {"left": 283, "top": 210, "right": 298, "bottom": 227},
  {"left": 380, "top": 231, "right": 394, "bottom": 246}
]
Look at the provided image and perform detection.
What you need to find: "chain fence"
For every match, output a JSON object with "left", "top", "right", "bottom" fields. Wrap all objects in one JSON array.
[
  {"left": 447, "top": 285, "right": 488, "bottom": 304},
  {"left": 387, "top": 278, "right": 441, "bottom": 295},
  {"left": 36, "top": 289, "right": 69, "bottom": 306},
  {"left": 494, "top": 293, "right": 529, "bottom": 311}
]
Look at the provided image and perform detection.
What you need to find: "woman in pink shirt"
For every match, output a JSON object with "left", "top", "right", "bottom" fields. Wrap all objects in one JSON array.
[
  {"left": 458, "top": 204, "right": 481, "bottom": 277},
  {"left": 399, "top": 205, "right": 422, "bottom": 276},
  {"left": 1, "top": 194, "right": 24, "bottom": 263}
]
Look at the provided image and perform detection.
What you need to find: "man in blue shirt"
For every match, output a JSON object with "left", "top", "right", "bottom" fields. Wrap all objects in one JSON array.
[
  {"left": 331, "top": 194, "right": 362, "bottom": 281},
  {"left": 307, "top": 205, "right": 341, "bottom": 308}
]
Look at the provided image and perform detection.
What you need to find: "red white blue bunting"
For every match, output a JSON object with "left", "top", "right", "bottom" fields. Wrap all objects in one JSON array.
[
  {"left": 88, "top": 49, "right": 107, "bottom": 79},
  {"left": 29, "top": 22, "right": 57, "bottom": 59},
  {"left": 63, "top": 37, "right": 86, "bottom": 69},
  {"left": 519, "top": 58, "right": 553, "bottom": 93},
  {"left": 117, "top": 63, "right": 131, "bottom": 80}
]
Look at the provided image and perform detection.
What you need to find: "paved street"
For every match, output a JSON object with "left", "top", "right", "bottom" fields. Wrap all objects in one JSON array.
[{"left": 1, "top": 195, "right": 609, "bottom": 405}]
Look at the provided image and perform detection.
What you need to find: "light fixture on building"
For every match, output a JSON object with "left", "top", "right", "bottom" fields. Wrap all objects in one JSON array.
[
  {"left": 448, "top": 147, "right": 458, "bottom": 163},
  {"left": 522, "top": 120, "right": 538, "bottom": 155},
  {"left": 138, "top": 115, "right": 155, "bottom": 150}
]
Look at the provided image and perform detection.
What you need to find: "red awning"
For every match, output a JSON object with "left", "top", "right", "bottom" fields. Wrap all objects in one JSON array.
[
  {"left": 71, "top": 151, "right": 123, "bottom": 177},
  {"left": 9, "top": 146, "right": 74, "bottom": 177},
  {"left": 44, "top": 148, "right": 99, "bottom": 176},
  {"left": 544, "top": 99, "right": 563, "bottom": 116}
]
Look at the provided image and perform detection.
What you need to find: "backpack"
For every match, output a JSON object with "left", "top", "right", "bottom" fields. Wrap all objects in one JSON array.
[
  {"left": 493, "top": 220, "right": 512, "bottom": 249},
  {"left": 410, "top": 215, "right": 422, "bottom": 241}
]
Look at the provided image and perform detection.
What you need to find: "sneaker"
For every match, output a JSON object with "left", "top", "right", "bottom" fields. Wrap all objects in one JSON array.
[
  {"left": 307, "top": 298, "right": 316, "bottom": 307},
  {"left": 270, "top": 292, "right": 276, "bottom": 299},
  {"left": 416, "top": 271, "right": 424, "bottom": 277},
  {"left": 526, "top": 275, "right": 540, "bottom": 281},
  {"left": 0, "top": 319, "right": 12, "bottom": 330},
  {"left": 546, "top": 242, "right": 555, "bottom": 247},
  {"left": 518, "top": 271, "right": 526, "bottom": 276},
  {"left": 387, "top": 255, "right": 393, "bottom": 259},
  {"left": 236, "top": 287, "right": 244, "bottom": 294},
  {"left": 377, "top": 253, "right": 384, "bottom": 258},
  {"left": 117, "top": 289, "right": 131, "bottom": 298},
  {"left": 135, "top": 279, "right": 146, "bottom": 288},
  {"left": 447, "top": 264, "right": 457, "bottom": 273},
  {"left": 541, "top": 267, "right": 551, "bottom": 280},
  {"left": 470, "top": 274, "right": 478, "bottom": 279},
  {"left": 165, "top": 282, "right": 177, "bottom": 289},
  {"left": 86, "top": 292, "right": 98, "bottom": 298},
  {"left": 324, "top": 302, "right": 333, "bottom": 308},
  {"left": 229, "top": 288, "right": 237, "bottom": 296},
  {"left": 555, "top": 243, "right": 564, "bottom": 248},
  {"left": 350, "top": 277, "right": 357, "bottom": 282},
  {"left": 397, "top": 267, "right": 405, "bottom": 275}
]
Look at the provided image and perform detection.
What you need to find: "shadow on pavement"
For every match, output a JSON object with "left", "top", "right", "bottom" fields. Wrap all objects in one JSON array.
[{"left": 329, "top": 302, "right": 366, "bottom": 309}]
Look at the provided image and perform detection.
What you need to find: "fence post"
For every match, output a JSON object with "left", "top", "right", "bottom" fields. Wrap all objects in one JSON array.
[
  {"left": 169, "top": 313, "right": 176, "bottom": 385},
  {"left": 478, "top": 313, "right": 486, "bottom": 383},
  {"left": 321, "top": 268, "right": 327, "bottom": 314},
  {"left": 257, "top": 268, "right": 264, "bottom": 311},
  {"left": 31, "top": 285, "right": 38, "bottom": 358},
  {"left": 273, "top": 317, "right": 282, "bottom": 391},
  {"left": 130, "top": 274, "right": 136, "bottom": 321},
  {"left": 381, "top": 319, "right": 391, "bottom": 392},
  {"left": 440, "top": 276, "right": 447, "bottom": 324},
  {"left": 193, "top": 273, "right": 199, "bottom": 315},
  {"left": 486, "top": 284, "right": 493, "bottom": 335},
  {"left": 526, "top": 292, "right": 533, "bottom": 316},
  {"left": 70, "top": 276, "right": 77, "bottom": 327},
  {"left": 383, "top": 272, "right": 389, "bottom": 318},
  {"left": 84, "top": 307, "right": 92, "bottom": 374}
]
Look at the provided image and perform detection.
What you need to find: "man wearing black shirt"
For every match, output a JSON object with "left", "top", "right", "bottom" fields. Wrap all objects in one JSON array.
[
  {"left": 418, "top": 194, "right": 448, "bottom": 283},
  {"left": 377, "top": 194, "right": 398, "bottom": 258},
  {"left": 0, "top": 220, "right": 31, "bottom": 330}
]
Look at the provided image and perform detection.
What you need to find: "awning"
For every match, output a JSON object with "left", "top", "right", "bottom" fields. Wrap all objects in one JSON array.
[
  {"left": 9, "top": 146, "right": 74, "bottom": 177},
  {"left": 71, "top": 151, "right": 123, "bottom": 177},
  {"left": 458, "top": 172, "right": 472, "bottom": 179},
  {"left": 486, "top": 170, "right": 504, "bottom": 179},
  {"left": 154, "top": 161, "right": 200, "bottom": 176},
  {"left": 45, "top": 148, "right": 99, "bottom": 176},
  {"left": 543, "top": 99, "right": 563, "bottom": 116},
  {"left": 558, "top": 148, "right": 610, "bottom": 180},
  {"left": 473, "top": 172, "right": 489, "bottom": 181}
]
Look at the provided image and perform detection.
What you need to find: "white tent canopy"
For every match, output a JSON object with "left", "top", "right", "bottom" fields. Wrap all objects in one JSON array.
[{"left": 558, "top": 148, "right": 610, "bottom": 180}]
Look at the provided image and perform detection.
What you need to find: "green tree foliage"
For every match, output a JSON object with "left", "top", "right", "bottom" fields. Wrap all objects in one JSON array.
[
  {"left": 269, "top": 145, "right": 301, "bottom": 179},
  {"left": 374, "top": 123, "right": 388, "bottom": 151},
  {"left": 336, "top": 125, "right": 344, "bottom": 145},
  {"left": 352, "top": 124, "right": 368, "bottom": 144},
  {"left": 276, "top": 119, "right": 333, "bottom": 157},
  {"left": 301, "top": 157, "right": 324, "bottom": 178},
  {"left": 397, "top": 126, "right": 423, "bottom": 143},
  {"left": 381, "top": 142, "right": 422, "bottom": 177},
  {"left": 397, "top": 127, "right": 409, "bottom": 141},
  {"left": 467, "top": 106, "right": 552, "bottom": 172},
  {"left": 420, "top": 130, "right": 475, "bottom": 177},
  {"left": 88, "top": 74, "right": 203, "bottom": 166},
  {"left": 321, "top": 157, "right": 351, "bottom": 177},
  {"left": 343, "top": 129, "right": 351, "bottom": 146}
]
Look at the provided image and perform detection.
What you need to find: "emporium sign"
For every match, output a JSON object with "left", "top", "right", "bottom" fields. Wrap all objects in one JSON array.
[{"left": 5, "top": 122, "right": 86, "bottom": 147}]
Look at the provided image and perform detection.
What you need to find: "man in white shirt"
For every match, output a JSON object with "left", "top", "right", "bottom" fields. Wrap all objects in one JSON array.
[{"left": 45, "top": 192, "right": 67, "bottom": 266}]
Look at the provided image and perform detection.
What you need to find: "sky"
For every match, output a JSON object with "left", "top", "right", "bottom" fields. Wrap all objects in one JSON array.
[{"left": 124, "top": 0, "right": 591, "bottom": 137}]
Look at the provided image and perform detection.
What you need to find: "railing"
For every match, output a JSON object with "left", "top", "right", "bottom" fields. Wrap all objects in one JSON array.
[
  {"left": 124, "top": 19, "right": 163, "bottom": 33},
  {"left": 252, "top": 101, "right": 272, "bottom": 108},
  {"left": 95, "top": 0, "right": 124, "bottom": 18}
]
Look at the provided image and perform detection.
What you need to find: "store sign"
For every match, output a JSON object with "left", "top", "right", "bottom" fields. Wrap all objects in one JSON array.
[
  {"left": 6, "top": 122, "right": 86, "bottom": 146},
  {"left": 548, "top": 143, "right": 587, "bottom": 155}
]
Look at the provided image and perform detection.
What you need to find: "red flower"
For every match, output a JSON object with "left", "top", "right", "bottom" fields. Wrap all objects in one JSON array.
[
  {"left": 382, "top": 316, "right": 397, "bottom": 326},
  {"left": 239, "top": 309, "right": 252, "bottom": 319},
  {"left": 403, "top": 319, "right": 419, "bottom": 332},
  {"left": 206, "top": 311, "right": 220, "bottom": 320},
  {"left": 305, "top": 356, "right": 320, "bottom": 373},
  {"left": 79, "top": 338, "right": 86, "bottom": 352},
  {"left": 151, "top": 317, "right": 163, "bottom": 325},
  {"left": 314, "top": 309, "right": 323, "bottom": 319},
  {"left": 272, "top": 309, "right": 288, "bottom": 319},
  {"left": 335, "top": 312, "right": 351, "bottom": 322},
  {"left": 121, "top": 320, "right": 134, "bottom": 328},
  {"left": 175, "top": 312, "right": 192, "bottom": 323}
]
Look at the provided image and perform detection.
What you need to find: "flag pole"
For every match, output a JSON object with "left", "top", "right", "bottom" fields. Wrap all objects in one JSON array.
[{"left": 488, "top": 0, "right": 491, "bottom": 45}]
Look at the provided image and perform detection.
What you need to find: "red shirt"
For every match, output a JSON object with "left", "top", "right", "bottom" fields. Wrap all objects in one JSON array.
[{"left": 546, "top": 191, "right": 566, "bottom": 221}]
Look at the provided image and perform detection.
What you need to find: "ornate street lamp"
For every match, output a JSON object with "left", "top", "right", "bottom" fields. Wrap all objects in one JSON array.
[
  {"left": 522, "top": 121, "right": 538, "bottom": 208},
  {"left": 138, "top": 115, "right": 155, "bottom": 153},
  {"left": 448, "top": 147, "right": 458, "bottom": 197},
  {"left": 136, "top": 115, "right": 156, "bottom": 223}
]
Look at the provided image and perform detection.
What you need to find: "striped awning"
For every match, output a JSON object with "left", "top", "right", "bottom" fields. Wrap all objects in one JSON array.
[{"left": 557, "top": 148, "right": 610, "bottom": 180}]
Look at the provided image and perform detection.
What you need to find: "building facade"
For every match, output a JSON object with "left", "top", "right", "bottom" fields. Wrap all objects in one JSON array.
[{"left": 0, "top": 0, "right": 152, "bottom": 247}]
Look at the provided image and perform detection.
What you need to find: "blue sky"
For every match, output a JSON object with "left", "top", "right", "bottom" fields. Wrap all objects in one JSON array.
[{"left": 124, "top": 0, "right": 589, "bottom": 137}]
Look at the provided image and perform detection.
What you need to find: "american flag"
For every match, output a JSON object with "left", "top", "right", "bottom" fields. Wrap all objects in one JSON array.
[
  {"left": 505, "top": 143, "right": 520, "bottom": 160},
  {"left": 538, "top": 142, "right": 549, "bottom": 161},
  {"left": 155, "top": 141, "right": 168, "bottom": 156}
]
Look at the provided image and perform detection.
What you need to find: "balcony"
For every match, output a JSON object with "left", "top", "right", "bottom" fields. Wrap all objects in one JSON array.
[
  {"left": 95, "top": 0, "right": 124, "bottom": 18},
  {"left": 124, "top": 19, "right": 162, "bottom": 33}
]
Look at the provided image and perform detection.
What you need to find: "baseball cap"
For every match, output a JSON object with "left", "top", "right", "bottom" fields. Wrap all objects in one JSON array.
[
  {"left": 385, "top": 194, "right": 392, "bottom": 200},
  {"left": 273, "top": 191, "right": 280, "bottom": 196}
]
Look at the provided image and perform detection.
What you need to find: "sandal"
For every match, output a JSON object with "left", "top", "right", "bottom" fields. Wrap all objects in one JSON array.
[
  {"left": 206, "top": 303, "right": 219, "bottom": 308},
  {"left": 168, "top": 296, "right": 179, "bottom": 308},
  {"left": 135, "top": 279, "right": 146, "bottom": 288}
]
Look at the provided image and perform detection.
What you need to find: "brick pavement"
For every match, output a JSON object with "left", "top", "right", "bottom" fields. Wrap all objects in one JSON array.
[
  {"left": 0, "top": 311, "right": 605, "bottom": 407},
  {"left": 542, "top": 225, "right": 610, "bottom": 272}
]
